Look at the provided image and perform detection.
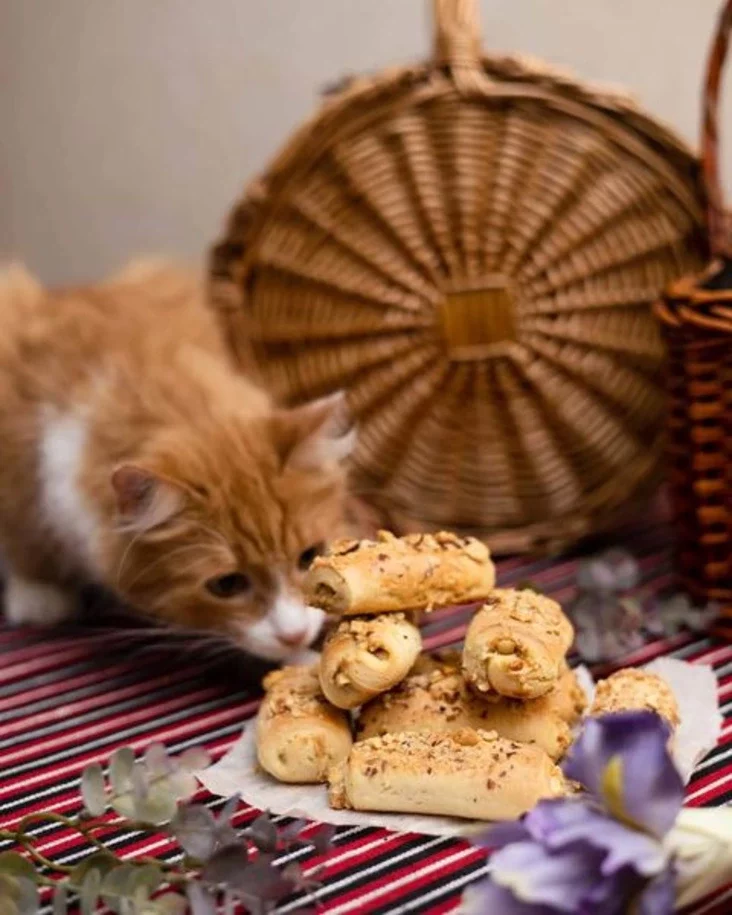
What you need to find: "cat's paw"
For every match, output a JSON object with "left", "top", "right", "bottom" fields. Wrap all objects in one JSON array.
[{"left": 4, "top": 576, "right": 76, "bottom": 626}]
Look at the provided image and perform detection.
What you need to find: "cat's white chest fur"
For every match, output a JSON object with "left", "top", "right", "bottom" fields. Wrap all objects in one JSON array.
[{"left": 39, "top": 409, "right": 99, "bottom": 575}]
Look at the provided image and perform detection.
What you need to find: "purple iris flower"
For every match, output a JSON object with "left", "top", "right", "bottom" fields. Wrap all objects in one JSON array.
[{"left": 465, "top": 711, "right": 684, "bottom": 915}]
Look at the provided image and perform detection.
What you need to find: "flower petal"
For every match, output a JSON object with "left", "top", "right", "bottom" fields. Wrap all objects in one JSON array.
[
  {"left": 584, "top": 867, "right": 647, "bottom": 915},
  {"left": 490, "top": 840, "right": 604, "bottom": 911},
  {"left": 474, "top": 821, "right": 531, "bottom": 850},
  {"left": 637, "top": 868, "right": 676, "bottom": 915},
  {"left": 521, "top": 798, "right": 668, "bottom": 878},
  {"left": 563, "top": 712, "right": 683, "bottom": 837}
]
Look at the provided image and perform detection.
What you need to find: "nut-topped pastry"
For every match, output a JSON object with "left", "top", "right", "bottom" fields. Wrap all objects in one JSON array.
[
  {"left": 545, "top": 665, "right": 588, "bottom": 724},
  {"left": 591, "top": 668, "right": 680, "bottom": 730},
  {"left": 462, "top": 589, "right": 574, "bottom": 700},
  {"left": 319, "top": 613, "right": 422, "bottom": 710},
  {"left": 328, "top": 728, "right": 569, "bottom": 821},
  {"left": 256, "top": 665, "right": 352, "bottom": 783},
  {"left": 356, "top": 665, "right": 585, "bottom": 760},
  {"left": 304, "top": 530, "right": 495, "bottom": 616}
]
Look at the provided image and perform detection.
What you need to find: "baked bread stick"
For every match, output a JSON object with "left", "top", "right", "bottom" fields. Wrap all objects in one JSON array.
[
  {"left": 305, "top": 530, "right": 495, "bottom": 616},
  {"left": 463, "top": 589, "right": 574, "bottom": 700},
  {"left": 319, "top": 613, "right": 422, "bottom": 710},
  {"left": 328, "top": 728, "right": 568, "bottom": 820},
  {"left": 256, "top": 665, "right": 352, "bottom": 783}
]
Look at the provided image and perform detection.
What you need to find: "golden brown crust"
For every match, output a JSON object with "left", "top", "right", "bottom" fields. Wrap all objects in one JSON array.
[
  {"left": 318, "top": 613, "right": 422, "bottom": 709},
  {"left": 462, "top": 589, "right": 574, "bottom": 699},
  {"left": 409, "top": 648, "right": 462, "bottom": 677},
  {"left": 304, "top": 530, "right": 495, "bottom": 616},
  {"left": 544, "top": 666, "right": 588, "bottom": 724},
  {"left": 591, "top": 668, "right": 680, "bottom": 729},
  {"left": 328, "top": 728, "right": 568, "bottom": 820},
  {"left": 256, "top": 665, "right": 352, "bottom": 783},
  {"left": 355, "top": 665, "right": 579, "bottom": 760}
]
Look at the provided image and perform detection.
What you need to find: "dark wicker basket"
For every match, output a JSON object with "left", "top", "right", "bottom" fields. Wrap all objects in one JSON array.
[{"left": 655, "top": 0, "right": 732, "bottom": 615}]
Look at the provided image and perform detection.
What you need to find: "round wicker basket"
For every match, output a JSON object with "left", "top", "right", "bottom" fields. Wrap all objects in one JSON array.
[{"left": 210, "top": 0, "right": 707, "bottom": 553}]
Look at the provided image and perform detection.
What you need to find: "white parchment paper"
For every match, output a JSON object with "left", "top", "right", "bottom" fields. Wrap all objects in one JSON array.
[{"left": 196, "top": 658, "right": 722, "bottom": 837}]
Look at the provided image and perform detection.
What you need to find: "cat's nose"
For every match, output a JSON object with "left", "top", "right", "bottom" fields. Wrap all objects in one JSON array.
[{"left": 277, "top": 629, "right": 309, "bottom": 648}]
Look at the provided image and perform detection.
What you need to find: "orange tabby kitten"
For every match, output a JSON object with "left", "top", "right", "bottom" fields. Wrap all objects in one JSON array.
[{"left": 0, "top": 260, "right": 356, "bottom": 660}]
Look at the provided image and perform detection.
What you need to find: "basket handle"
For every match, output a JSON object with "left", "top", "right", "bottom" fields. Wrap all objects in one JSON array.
[
  {"left": 702, "top": 0, "right": 732, "bottom": 258},
  {"left": 433, "top": 0, "right": 486, "bottom": 91}
]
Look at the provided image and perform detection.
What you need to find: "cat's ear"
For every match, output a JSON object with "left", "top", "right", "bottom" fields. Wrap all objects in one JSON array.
[
  {"left": 274, "top": 392, "right": 356, "bottom": 472},
  {"left": 111, "top": 464, "right": 185, "bottom": 532}
]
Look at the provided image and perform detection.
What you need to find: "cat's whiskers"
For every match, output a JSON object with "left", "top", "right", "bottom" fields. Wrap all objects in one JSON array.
[
  {"left": 89, "top": 621, "right": 241, "bottom": 660},
  {"left": 113, "top": 529, "right": 148, "bottom": 589}
]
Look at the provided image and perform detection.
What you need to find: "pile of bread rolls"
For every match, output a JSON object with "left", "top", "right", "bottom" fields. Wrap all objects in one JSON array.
[{"left": 255, "top": 531, "right": 679, "bottom": 823}]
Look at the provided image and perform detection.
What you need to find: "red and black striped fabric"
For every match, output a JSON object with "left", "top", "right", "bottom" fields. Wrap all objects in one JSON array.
[{"left": 2, "top": 522, "right": 731, "bottom": 914}]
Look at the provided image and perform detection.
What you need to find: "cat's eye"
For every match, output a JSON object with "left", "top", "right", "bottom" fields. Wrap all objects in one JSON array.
[
  {"left": 206, "top": 573, "right": 251, "bottom": 599},
  {"left": 298, "top": 543, "right": 325, "bottom": 570}
]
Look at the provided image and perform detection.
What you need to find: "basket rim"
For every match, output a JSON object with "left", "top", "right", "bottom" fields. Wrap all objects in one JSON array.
[
  {"left": 209, "top": 50, "right": 704, "bottom": 307},
  {"left": 657, "top": 257, "right": 732, "bottom": 333},
  {"left": 666, "top": 259, "right": 732, "bottom": 300}
]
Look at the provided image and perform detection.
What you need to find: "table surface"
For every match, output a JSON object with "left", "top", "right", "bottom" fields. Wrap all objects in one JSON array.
[{"left": 1, "top": 520, "right": 730, "bottom": 914}]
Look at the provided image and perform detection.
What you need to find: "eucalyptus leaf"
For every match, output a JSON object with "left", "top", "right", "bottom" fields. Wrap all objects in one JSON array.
[
  {"left": 178, "top": 746, "right": 211, "bottom": 773},
  {"left": 51, "top": 886, "right": 67, "bottom": 915},
  {"left": 217, "top": 794, "right": 240, "bottom": 827},
  {"left": 170, "top": 804, "right": 217, "bottom": 861},
  {"left": 109, "top": 747, "right": 136, "bottom": 794},
  {"left": 132, "top": 782, "right": 179, "bottom": 825},
  {"left": 0, "top": 851, "right": 37, "bottom": 883},
  {"left": 126, "top": 863, "right": 163, "bottom": 904},
  {"left": 132, "top": 763, "right": 150, "bottom": 803},
  {"left": 81, "top": 762, "right": 107, "bottom": 817},
  {"left": 201, "top": 842, "right": 249, "bottom": 888},
  {"left": 69, "top": 852, "right": 118, "bottom": 889},
  {"left": 15, "top": 877, "right": 39, "bottom": 915},
  {"left": 152, "top": 893, "right": 187, "bottom": 915},
  {"left": 311, "top": 823, "right": 336, "bottom": 856},
  {"left": 168, "top": 769, "right": 199, "bottom": 801},
  {"left": 186, "top": 882, "right": 217, "bottom": 915},
  {"left": 212, "top": 795, "right": 239, "bottom": 849},
  {"left": 243, "top": 856, "right": 292, "bottom": 901},
  {"left": 279, "top": 818, "right": 314, "bottom": 854},
  {"left": 152, "top": 894, "right": 188, "bottom": 915},
  {"left": 52, "top": 884, "right": 68, "bottom": 915},
  {"left": 111, "top": 791, "right": 138, "bottom": 819},
  {"left": 144, "top": 743, "right": 171, "bottom": 778},
  {"left": 80, "top": 869, "right": 102, "bottom": 915},
  {"left": 282, "top": 861, "right": 321, "bottom": 894},
  {"left": 101, "top": 863, "right": 137, "bottom": 913},
  {"left": 246, "top": 812, "right": 278, "bottom": 854},
  {"left": 0, "top": 874, "right": 18, "bottom": 908},
  {"left": 282, "top": 862, "right": 306, "bottom": 891}
]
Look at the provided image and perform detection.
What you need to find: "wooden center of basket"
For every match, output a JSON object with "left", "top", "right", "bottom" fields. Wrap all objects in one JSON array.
[{"left": 438, "top": 278, "right": 517, "bottom": 360}]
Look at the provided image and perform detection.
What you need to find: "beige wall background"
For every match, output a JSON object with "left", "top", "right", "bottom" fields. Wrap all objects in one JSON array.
[{"left": 1, "top": 0, "right": 728, "bottom": 285}]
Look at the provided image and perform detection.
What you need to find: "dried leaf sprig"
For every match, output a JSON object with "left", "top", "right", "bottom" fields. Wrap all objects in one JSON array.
[{"left": 0, "top": 743, "right": 334, "bottom": 915}]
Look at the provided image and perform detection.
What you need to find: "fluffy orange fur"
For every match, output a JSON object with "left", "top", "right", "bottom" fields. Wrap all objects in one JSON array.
[{"left": 0, "top": 260, "right": 360, "bottom": 659}]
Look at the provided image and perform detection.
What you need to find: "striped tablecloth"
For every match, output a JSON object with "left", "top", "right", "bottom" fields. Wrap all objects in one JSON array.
[{"left": 1, "top": 522, "right": 731, "bottom": 914}]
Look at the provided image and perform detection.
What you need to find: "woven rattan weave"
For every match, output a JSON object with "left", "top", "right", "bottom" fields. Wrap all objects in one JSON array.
[
  {"left": 656, "top": 0, "right": 732, "bottom": 613},
  {"left": 210, "top": 0, "right": 706, "bottom": 553}
]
